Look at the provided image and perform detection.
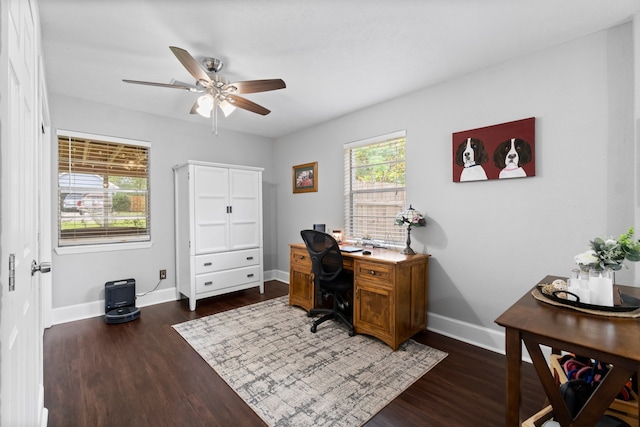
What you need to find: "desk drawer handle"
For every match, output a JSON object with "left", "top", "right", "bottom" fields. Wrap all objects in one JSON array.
[
  {"left": 204, "top": 262, "right": 212, "bottom": 267},
  {"left": 247, "top": 273, "right": 254, "bottom": 278},
  {"left": 246, "top": 256, "right": 254, "bottom": 260},
  {"left": 204, "top": 281, "right": 213, "bottom": 286}
]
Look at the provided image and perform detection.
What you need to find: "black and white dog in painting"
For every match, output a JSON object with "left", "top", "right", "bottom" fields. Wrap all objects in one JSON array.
[
  {"left": 454, "top": 137, "right": 488, "bottom": 181},
  {"left": 493, "top": 138, "right": 532, "bottom": 179}
]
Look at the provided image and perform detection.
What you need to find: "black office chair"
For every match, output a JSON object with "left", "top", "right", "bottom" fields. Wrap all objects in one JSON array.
[{"left": 300, "top": 229, "right": 355, "bottom": 336}]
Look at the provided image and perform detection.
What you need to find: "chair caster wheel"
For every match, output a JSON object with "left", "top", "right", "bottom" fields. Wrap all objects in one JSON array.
[
  {"left": 310, "top": 325, "right": 317, "bottom": 333},
  {"left": 348, "top": 330, "right": 355, "bottom": 337}
]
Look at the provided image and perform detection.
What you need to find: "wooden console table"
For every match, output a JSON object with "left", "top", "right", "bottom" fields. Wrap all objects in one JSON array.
[
  {"left": 289, "top": 243, "right": 429, "bottom": 350},
  {"left": 495, "top": 275, "right": 640, "bottom": 427}
]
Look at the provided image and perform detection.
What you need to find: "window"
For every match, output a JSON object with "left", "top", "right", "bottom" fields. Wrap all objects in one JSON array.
[
  {"left": 343, "top": 130, "right": 406, "bottom": 245},
  {"left": 57, "top": 130, "right": 150, "bottom": 247}
]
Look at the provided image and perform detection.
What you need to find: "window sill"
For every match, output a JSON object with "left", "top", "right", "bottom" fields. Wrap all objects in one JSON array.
[{"left": 55, "top": 240, "right": 153, "bottom": 255}]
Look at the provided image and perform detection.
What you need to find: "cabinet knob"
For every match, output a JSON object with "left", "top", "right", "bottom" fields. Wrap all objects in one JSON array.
[
  {"left": 369, "top": 270, "right": 376, "bottom": 275},
  {"left": 299, "top": 255, "right": 305, "bottom": 260}
]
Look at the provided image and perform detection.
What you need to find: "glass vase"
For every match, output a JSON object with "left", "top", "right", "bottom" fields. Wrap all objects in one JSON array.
[
  {"left": 568, "top": 269, "right": 590, "bottom": 303},
  {"left": 588, "top": 268, "right": 614, "bottom": 307}
]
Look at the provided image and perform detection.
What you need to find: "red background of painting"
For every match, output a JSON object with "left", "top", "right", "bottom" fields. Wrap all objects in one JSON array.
[{"left": 452, "top": 117, "right": 535, "bottom": 182}]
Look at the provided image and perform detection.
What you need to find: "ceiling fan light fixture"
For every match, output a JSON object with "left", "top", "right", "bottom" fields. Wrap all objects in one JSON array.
[
  {"left": 195, "top": 94, "right": 214, "bottom": 118},
  {"left": 218, "top": 99, "right": 236, "bottom": 117}
]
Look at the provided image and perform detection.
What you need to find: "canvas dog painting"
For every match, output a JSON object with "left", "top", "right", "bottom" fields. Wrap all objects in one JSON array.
[
  {"left": 452, "top": 117, "right": 535, "bottom": 182},
  {"left": 492, "top": 138, "right": 532, "bottom": 179},
  {"left": 454, "top": 137, "right": 488, "bottom": 181}
]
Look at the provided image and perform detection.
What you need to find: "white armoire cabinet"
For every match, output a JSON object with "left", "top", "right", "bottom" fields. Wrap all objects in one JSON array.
[{"left": 173, "top": 161, "right": 264, "bottom": 311}]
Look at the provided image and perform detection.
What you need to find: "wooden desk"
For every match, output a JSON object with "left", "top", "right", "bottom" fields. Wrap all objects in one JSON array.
[
  {"left": 495, "top": 275, "right": 640, "bottom": 427},
  {"left": 289, "top": 243, "right": 430, "bottom": 350}
]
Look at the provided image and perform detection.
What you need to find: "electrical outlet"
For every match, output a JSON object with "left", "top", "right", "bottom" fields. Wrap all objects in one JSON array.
[{"left": 159, "top": 269, "right": 166, "bottom": 280}]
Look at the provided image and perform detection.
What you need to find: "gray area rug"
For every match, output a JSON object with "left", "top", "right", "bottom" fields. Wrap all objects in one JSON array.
[{"left": 173, "top": 296, "right": 447, "bottom": 427}]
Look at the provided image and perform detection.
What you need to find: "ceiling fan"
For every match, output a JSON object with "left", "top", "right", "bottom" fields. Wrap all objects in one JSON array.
[{"left": 123, "top": 46, "right": 286, "bottom": 134}]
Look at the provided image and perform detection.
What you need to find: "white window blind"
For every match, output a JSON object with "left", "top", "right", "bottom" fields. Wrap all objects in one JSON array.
[
  {"left": 344, "top": 131, "right": 406, "bottom": 245},
  {"left": 57, "top": 131, "right": 150, "bottom": 247}
]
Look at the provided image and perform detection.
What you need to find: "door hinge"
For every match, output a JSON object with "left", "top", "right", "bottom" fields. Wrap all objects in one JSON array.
[{"left": 8, "top": 254, "right": 15, "bottom": 292}]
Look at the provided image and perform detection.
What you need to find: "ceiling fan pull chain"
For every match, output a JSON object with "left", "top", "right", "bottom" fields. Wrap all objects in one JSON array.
[{"left": 213, "top": 97, "right": 218, "bottom": 136}]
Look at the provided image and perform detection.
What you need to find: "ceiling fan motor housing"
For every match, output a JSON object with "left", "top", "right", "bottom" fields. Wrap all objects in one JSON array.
[{"left": 203, "top": 57, "right": 223, "bottom": 73}]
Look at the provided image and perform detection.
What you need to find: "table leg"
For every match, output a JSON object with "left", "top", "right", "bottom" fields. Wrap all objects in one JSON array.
[
  {"left": 505, "top": 328, "right": 522, "bottom": 426},
  {"left": 524, "top": 338, "right": 573, "bottom": 426}
]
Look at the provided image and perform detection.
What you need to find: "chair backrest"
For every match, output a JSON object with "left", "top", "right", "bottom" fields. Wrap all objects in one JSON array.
[{"left": 300, "top": 229, "right": 343, "bottom": 282}]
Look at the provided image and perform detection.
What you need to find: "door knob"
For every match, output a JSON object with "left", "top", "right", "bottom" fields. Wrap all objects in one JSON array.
[{"left": 31, "top": 260, "right": 51, "bottom": 276}]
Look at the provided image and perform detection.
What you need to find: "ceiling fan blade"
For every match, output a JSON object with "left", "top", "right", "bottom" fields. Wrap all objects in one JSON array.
[
  {"left": 224, "top": 79, "right": 286, "bottom": 94},
  {"left": 169, "top": 46, "right": 212, "bottom": 85},
  {"left": 228, "top": 95, "right": 271, "bottom": 115},
  {"left": 123, "top": 79, "right": 202, "bottom": 92}
]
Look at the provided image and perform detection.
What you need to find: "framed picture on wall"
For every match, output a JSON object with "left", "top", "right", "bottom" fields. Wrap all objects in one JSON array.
[
  {"left": 292, "top": 162, "right": 318, "bottom": 193},
  {"left": 452, "top": 117, "right": 535, "bottom": 182}
]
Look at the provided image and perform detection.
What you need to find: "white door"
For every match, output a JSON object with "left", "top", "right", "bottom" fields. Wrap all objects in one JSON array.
[
  {"left": 193, "top": 165, "right": 229, "bottom": 254},
  {"left": 1, "top": 0, "right": 45, "bottom": 425},
  {"left": 228, "top": 169, "right": 261, "bottom": 250}
]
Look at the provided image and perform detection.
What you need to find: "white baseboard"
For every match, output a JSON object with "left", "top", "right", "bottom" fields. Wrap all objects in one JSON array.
[
  {"left": 52, "top": 287, "right": 178, "bottom": 325},
  {"left": 427, "top": 308, "right": 540, "bottom": 363},
  {"left": 264, "top": 269, "right": 279, "bottom": 282},
  {"left": 52, "top": 274, "right": 280, "bottom": 325},
  {"left": 426, "top": 312, "right": 506, "bottom": 355},
  {"left": 277, "top": 270, "right": 290, "bottom": 284}
]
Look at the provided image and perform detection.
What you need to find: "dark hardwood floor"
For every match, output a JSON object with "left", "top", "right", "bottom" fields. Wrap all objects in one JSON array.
[{"left": 44, "top": 281, "right": 545, "bottom": 426}]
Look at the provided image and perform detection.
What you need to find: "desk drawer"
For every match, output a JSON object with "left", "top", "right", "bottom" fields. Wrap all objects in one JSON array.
[
  {"left": 195, "top": 265, "right": 260, "bottom": 294},
  {"left": 354, "top": 260, "right": 394, "bottom": 285},
  {"left": 342, "top": 257, "right": 354, "bottom": 271},
  {"left": 195, "top": 249, "right": 259, "bottom": 274},
  {"left": 290, "top": 247, "right": 312, "bottom": 269}
]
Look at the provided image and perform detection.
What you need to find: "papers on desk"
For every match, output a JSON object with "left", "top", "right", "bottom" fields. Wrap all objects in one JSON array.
[{"left": 340, "top": 246, "right": 363, "bottom": 253}]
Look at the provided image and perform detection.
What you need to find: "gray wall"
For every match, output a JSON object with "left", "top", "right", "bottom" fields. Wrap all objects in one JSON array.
[
  {"left": 49, "top": 95, "right": 275, "bottom": 308},
  {"left": 273, "top": 23, "right": 637, "bottom": 331}
]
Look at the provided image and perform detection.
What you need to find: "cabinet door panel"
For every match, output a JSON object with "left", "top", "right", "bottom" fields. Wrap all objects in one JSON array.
[
  {"left": 289, "top": 269, "right": 313, "bottom": 311},
  {"left": 229, "top": 169, "right": 261, "bottom": 249},
  {"left": 194, "top": 166, "right": 229, "bottom": 254},
  {"left": 354, "top": 283, "right": 393, "bottom": 339}
]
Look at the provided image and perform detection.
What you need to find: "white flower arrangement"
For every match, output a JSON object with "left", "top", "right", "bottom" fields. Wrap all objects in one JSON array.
[{"left": 574, "top": 227, "right": 640, "bottom": 271}]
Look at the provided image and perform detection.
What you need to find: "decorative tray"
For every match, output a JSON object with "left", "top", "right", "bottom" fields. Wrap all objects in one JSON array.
[{"left": 536, "top": 284, "right": 640, "bottom": 313}]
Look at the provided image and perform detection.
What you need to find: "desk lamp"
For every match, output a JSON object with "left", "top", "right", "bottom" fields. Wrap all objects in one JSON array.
[{"left": 394, "top": 205, "right": 426, "bottom": 255}]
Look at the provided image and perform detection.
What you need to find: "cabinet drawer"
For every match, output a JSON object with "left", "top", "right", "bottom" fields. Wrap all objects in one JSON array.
[
  {"left": 195, "top": 249, "right": 260, "bottom": 274},
  {"left": 290, "top": 248, "right": 312, "bottom": 269},
  {"left": 195, "top": 265, "right": 260, "bottom": 294},
  {"left": 354, "top": 260, "right": 394, "bottom": 285}
]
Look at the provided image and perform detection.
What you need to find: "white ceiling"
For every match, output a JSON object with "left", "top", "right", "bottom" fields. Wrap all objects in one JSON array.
[{"left": 39, "top": 1, "right": 640, "bottom": 139}]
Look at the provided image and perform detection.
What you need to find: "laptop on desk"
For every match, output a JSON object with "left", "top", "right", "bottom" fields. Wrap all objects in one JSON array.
[{"left": 340, "top": 246, "right": 363, "bottom": 253}]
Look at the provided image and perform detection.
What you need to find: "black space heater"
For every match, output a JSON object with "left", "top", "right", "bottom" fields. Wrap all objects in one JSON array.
[{"left": 104, "top": 278, "right": 140, "bottom": 324}]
